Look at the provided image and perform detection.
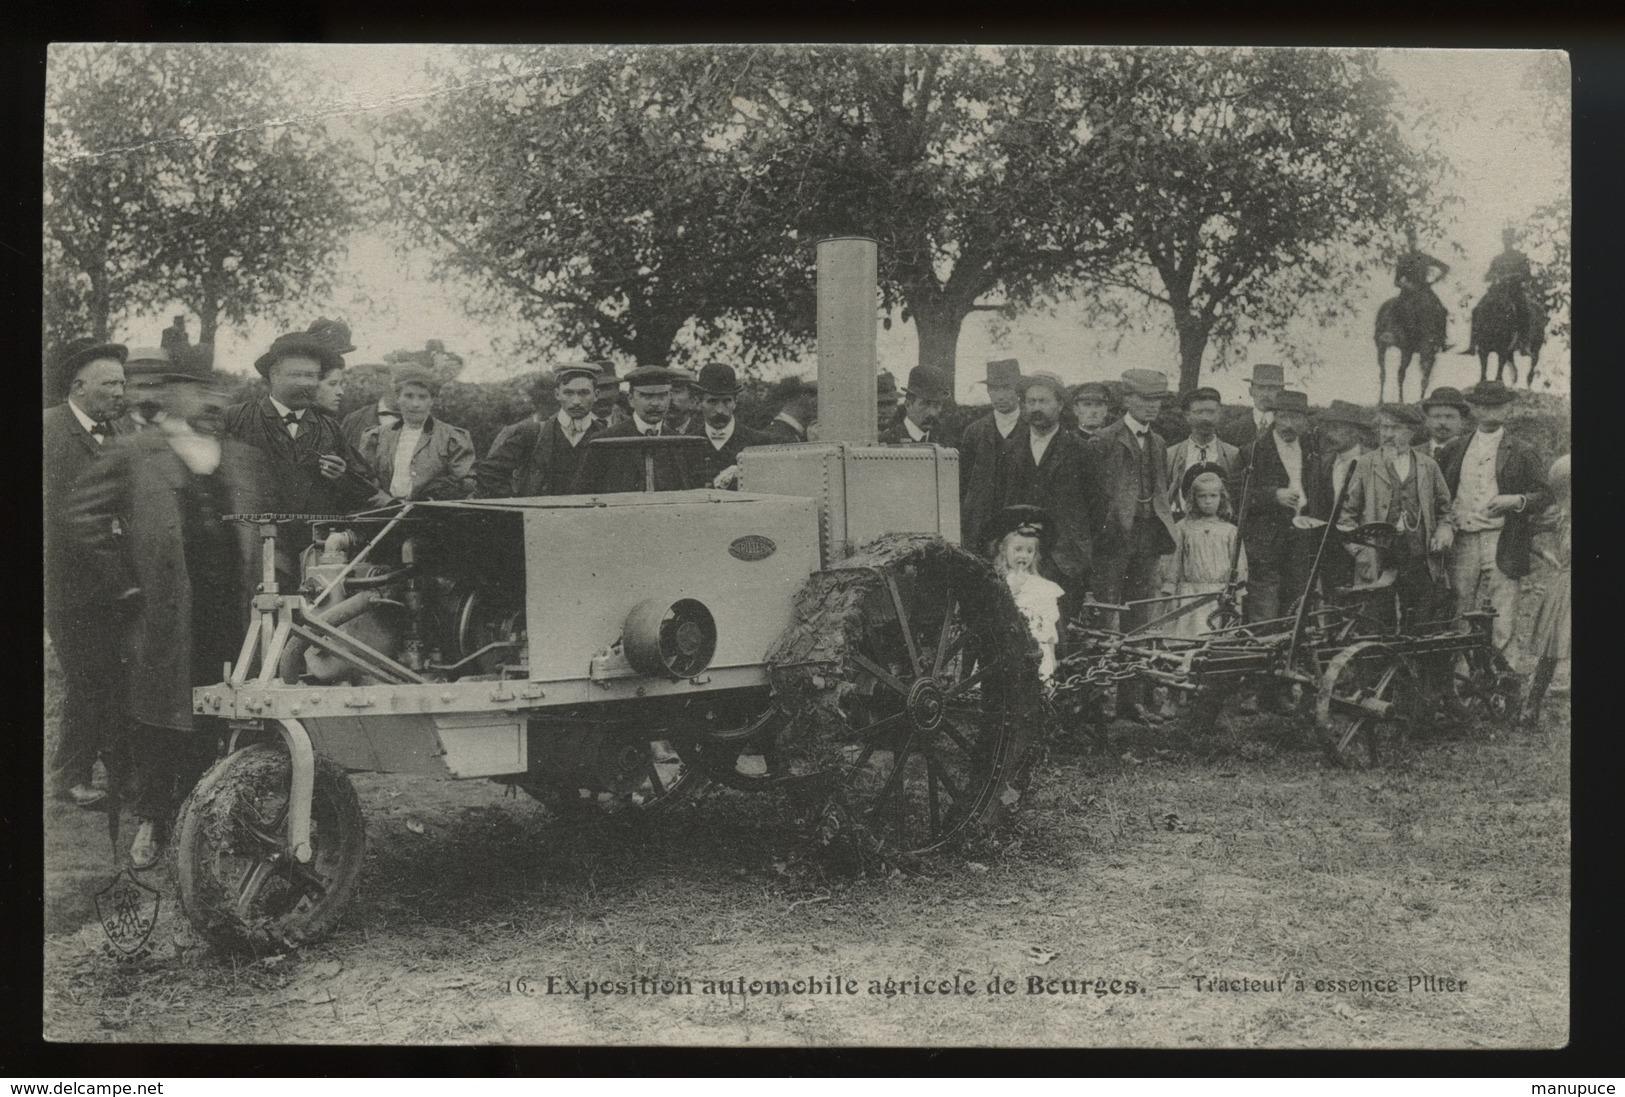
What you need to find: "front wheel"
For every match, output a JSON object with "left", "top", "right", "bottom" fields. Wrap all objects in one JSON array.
[{"left": 174, "top": 744, "right": 366, "bottom": 953}]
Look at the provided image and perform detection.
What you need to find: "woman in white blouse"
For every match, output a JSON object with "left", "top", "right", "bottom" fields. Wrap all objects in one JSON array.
[{"left": 360, "top": 364, "right": 476, "bottom": 501}]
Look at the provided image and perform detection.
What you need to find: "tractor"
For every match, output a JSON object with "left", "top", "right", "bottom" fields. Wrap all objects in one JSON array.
[{"left": 179, "top": 238, "right": 1045, "bottom": 951}]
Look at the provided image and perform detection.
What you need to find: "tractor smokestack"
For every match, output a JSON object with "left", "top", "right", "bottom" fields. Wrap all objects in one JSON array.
[{"left": 815, "top": 237, "right": 879, "bottom": 444}]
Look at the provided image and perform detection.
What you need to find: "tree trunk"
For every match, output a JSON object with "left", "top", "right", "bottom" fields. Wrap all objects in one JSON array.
[
  {"left": 1173, "top": 312, "right": 1211, "bottom": 395},
  {"left": 88, "top": 267, "right": 111, "bottom": 343},
  {"left": 911, "top": 301, "right": 968, "bottom": 396}
]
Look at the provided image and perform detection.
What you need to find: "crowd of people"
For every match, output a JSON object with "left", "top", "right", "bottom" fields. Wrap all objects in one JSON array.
[{"left": 43, "top": 316, "right": 1571, "bottom": 869}]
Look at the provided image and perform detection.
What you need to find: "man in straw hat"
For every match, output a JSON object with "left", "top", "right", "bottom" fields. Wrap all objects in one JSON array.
[
  {"left": 69, "top": 348, "right": 269, "bottom": 867},
  {"left": 44, "top": 337, "right": 133, "bottom": 807},
  {"left": 1335, "top": 403, "right": 1456, "bottom": 631},
  {"left": 686, "top": 362, "right": 773, "bottom": 489},
  {"left": 995, "top": 371, "right": 1096, "bottom": 622},
  {"left": 478, "top": 362, "right": 604, "bottom": 497},
  {"left": 1219, "top": 363, "right": 1286, "bottom": 449},
  {"left": 571, "top": 365, "right": 706, "bottom": 494},
  {"left": 959, "top": 359, "right": 1025, "bottom": 547},
  {"left": 1436, "top": 379, "right": 1551, "bottom": 663},
  {"left": 1231, "top": 389, "right": 1317, "bottom": 626},
  {"left": 222, "top": 332, "right": 389, "bottom": 567},
  {"left": 1086, "top": 368, "right": 1179, "bottom": 725},
  {"left": 879, "top": 364, "right": 952, "bottom": 444}
]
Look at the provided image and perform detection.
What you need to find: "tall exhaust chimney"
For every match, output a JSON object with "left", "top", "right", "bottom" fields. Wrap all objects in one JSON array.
[{"left": 815, "top": 237, "right": 879, "bottom": 445}]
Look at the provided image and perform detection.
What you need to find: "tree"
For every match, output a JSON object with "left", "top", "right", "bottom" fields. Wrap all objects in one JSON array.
[
  {"left": 735, "top": 45, "right": 1133, "bottom": 392},
  {"left": 1057, "top": 48, "right": 1445, "bottom": 393},
  {"left": 374, "top": 47, "right": 815, "bottom": 372},
  {"left": 1519, "top": 52, "right": 1570, "bottom": 346},
  {"left": 43, "top": 44, "right": 358, "bottom": 357}
]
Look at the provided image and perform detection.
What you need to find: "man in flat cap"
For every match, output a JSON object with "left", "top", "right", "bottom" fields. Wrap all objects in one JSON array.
[
  {"left": 1219, "top": 363, "right": 1286, "bottom": 449},
  {"left": 1335, "top": 403, "right": 1455, "bottom": 631},
  {"left": 571, "top": 365, "right": 706, "bottom": 494},
  {"left": 958, "top": 359, "right": 1024, "bottom": 543},
  {"left": 666, "top": 368, "right": 699, "bottom": 436},
  {"left": 1230, "top": 389, "right": 1317, "bottom": 627},
  {"left": 686, "top": 363, "right": 773, "bottom": 489},
  {"left": 1436, "top": 380, "right": 1551, "bottom": 663},
  {"left": 1304, "top": 400, "right": 1373, "bottom": 598},
  {"left": 1165, "top": 387, "right": 1239, "bottom": 520},
  {"left": 222, "top": 333, "right": 389, "bottom": 573},
  {"left": 1418, "top": 387, "right": 1471, "bottom": 462},
  {"left": 880, "top": 364, "right": 952, "bottom": 445},
  {"left": 1071, "top": 381, "right": 1113, "bottom": 442},
  {"left": 70, "top": 351, "right": 269, "bottom": 867},
  {"left": 995, "top": 372, "right": 1097, "bottom": 623},
  {"left": 477, "top": 362, "right": 604, "bottom": 497},
  {"left": 761, "top": 377, "right": 818, "bottom": 445},
  {"left": 1086, "top": 369, "right": 1179, "bottom": 724},
  {"left": 44, "top": 337, "right": 134, "bottom": 807}
]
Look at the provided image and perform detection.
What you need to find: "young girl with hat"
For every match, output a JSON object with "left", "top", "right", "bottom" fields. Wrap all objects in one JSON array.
[
  {"left": 1162, "top": 465, "right": 1246, "bottom": 642},
  {"left": 1523, "top": 454, "right": 1570, "bottom": 726},
  {"left": 986, "top": 506, "right": 1066, "bottom": 680}
]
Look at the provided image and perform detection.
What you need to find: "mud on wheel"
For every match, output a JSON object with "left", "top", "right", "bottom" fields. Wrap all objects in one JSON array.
[
  {"left": 1316, "top": 641, "right": 1419, "bottom": 769},
  {"left": 766, "top": 534, "right": 1045, "bottom": 859},
  {"left": 174, "top": 743, "right": 366, "bottom": 953}
]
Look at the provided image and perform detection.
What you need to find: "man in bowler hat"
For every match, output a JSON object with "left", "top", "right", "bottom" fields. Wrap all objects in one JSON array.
[
  {"left": 44, "top": 338, "right": 134, "bottom": 807},
  {"left": 958, "top": 358, "right": 1024, "bottom": 544},
  {"left": 686, "top": 363, "right": 773, "bottom": 489},
  {"left": 571, "top": 366, "right": 706, "bottom": 493},
  {"left": 1435, "top": 380, "right": 1550, "bottom": 664},
  {"left": 880, "top": 364, "right": 952, "bottom": 444},
  {"left": 1419, "top": 387, "right": 1471, "bottom": 460}
]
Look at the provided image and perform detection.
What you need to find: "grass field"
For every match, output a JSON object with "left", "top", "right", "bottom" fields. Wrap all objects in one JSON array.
[{"left": 43, "top": 653, "right": 1569, "bottom": 1047}]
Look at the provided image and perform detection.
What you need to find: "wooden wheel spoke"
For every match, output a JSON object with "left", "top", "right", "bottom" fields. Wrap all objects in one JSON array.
[
  {"left": 943, "top": 662, "right": 996, "bottom": 699},
  {"left": 924, "top": 751, "right": 967, "bottom": 804},
  {"left": 883, "top": 574, "right": 927, "bottom": 677},
  {"left": 872, "top": 731, "right": 917, "bottom": 811},
  {"left": 852, "top": 651, "right": 912, "bottom": 697},
  {"left": 235, "top": 859, "right": 278, "bottom": 919},
  {"left": 646, "top": 759, "right": 668, "bottom": 798},
  {"left": 927, "top": 762, "right": 942, "bottom": 836},
  {"left": 852, "top": 710, "right": 906, "bottom": 740},
  {"left": 937, "top": 717, "right": 977, "bottom": 756},
  {"left": 1335, "top": 717, "right": 1365, "bottom": 755},
  {"left": 287, "top": 859, "right": 330, "bottom": 899},
  {"left": 932, "top": 594, "right": 959, "bottom": 678}
]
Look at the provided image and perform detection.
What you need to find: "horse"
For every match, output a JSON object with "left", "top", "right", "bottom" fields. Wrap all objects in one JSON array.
[
  {"left": 1469, "top": 281, "right": 1546, "bottom": 388},
  {"left": 1373, "top": 292, "right": 1440, "bottom": 404}
]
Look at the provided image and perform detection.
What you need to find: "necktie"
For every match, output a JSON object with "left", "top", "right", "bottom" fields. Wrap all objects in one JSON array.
[
  {"left": 282, "top": 411, "right": 302, "bottom": 437},
  {"left": 708, "top": 432, "right": 729, "bottom": 443},
  {"left": 89, "top": 420, "right": 111, "bottom": 440},
  {"left": 644, "top": 428, "right": 658, "bottom": 437},
  {"left": 1196, "top": 444, "right": 1208, "bottom": 463}
]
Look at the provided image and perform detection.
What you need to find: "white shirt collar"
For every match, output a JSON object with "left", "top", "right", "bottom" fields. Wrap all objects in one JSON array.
[
  {"left": 904, "top": 417, "right": 929, "bottom": 441},
  {"left": 1030, "top": 423, "right": 1060, "bottom": 463},
  {"left": 632, "top": 413, "right": 664, "bottom": 434},
  {"left": 706, "top": 418, "right": 736, "bottom": 447},
  {"left": 66, "top": 399, "right": 99, "bottom": 433},
  {"left": 557, "top": 409, "right": 591, "bottom": 437},
  {"left": 1186, "top": 433, "right": 1216, "bottom": 454},
  {"left": 993, "top": 407, "right": 1021, "bottom": 436},
  {"left": 1123, "top": 413, "right": 1150, "bottom": 435},
  {"left": 1255, "top": 407, "right": 1273, "bottom": 428},
  {"left": 268, "top": 396, "right": 303, "bottom": 420},
  {"left": 1468, "top": 427, "right": 1504, "bottom": 450}
]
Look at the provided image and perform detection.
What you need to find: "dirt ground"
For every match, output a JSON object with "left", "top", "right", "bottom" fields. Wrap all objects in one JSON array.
[{"left": 43, "top": 653, "right": 1570, "bottom": 1048}]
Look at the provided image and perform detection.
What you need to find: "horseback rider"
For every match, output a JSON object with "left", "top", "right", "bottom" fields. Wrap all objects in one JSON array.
[
  {"left": 1464, "top": 227, "right": 1536, "bottom": 356},
  {"left": 1394, "top": 227, "right": 1452, "bottom": 351}
]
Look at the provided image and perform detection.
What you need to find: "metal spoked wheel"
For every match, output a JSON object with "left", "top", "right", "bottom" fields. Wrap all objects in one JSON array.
[
  {"left": 1446, "top": 645, "right": 1520, "bottom": 731},
  {"left": 174, "top": 744, "right": 366, "bottom": 953},
  {"left": 1316, "top": 641, "right": 1419, "bottom": 769},
  {"left": 769, "top": 536, "right": 1045, "bottom": 859}
]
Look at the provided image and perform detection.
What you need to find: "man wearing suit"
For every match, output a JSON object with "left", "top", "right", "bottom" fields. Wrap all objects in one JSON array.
[
  {"left": 592, "top": 360, "right": 629, "bottom": 431},
  {"left": 995, "top": 372, "right": 1096, "bottom": 615},
  {"left": 1303, "top": 400, "right": 1372, "bottom": 598},
  {"left": 571, "top": 366, "right": 706, "bottom": 494},
  {"left": 222, "top": 332, "right": 390, "bottom": 576},
  {"left": 1218, "top": 362, "right": 1286, "bottom": 449},
  {"left": 70, "top": 353, "right": 270, "bottom": 867},
  {"left": 1164, "top": 386, "right": 1240, "bottom": 519},
  {"left": 1231, "top": 389, "right": 1316, "bottom": 625},
  {"left": 1087, "top": 369, "right": 1180, "bottom": 724},
  {"left": 44, "top": 338, "right": 134, "bottom": 807},
  {"left": 1418, "top": 387, "right": 1471, "bottom": 462},
  {"left": 957, "top": 359, "right": 1024, "bottom": 545},
  {"left": 1436, "top": 380, "right": 1551, "bottom": 664},
  {"left": 879, "top": 364, "right": 952, "bottom": 445},
  {"left": 666, "top": 368, "right": 699, "bottom": 436},
  {"left": 478, "top": 363, "right": 604, "bottom": 497},
  {"left": 761, "top": 378, "right": 818, "bottom": 445},
  {"left": 686, "top": 363, "right": 773, "bottom": 489},
  {"left": 1070, "top": 381, "right": 1113, "bottom": 442}
]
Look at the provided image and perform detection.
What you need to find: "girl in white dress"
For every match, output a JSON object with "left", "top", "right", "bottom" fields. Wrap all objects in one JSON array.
[
  {"left": 992, "top": 519, "right": 1066, "bottom": 681},
  {"left": 1163, "top": 469, "right": 1246, "bottom": 642}
]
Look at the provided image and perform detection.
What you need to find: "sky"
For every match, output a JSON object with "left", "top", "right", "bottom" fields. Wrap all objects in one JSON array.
[{"left": 116, "top": 45, "right": 1570, "bottom": 407}]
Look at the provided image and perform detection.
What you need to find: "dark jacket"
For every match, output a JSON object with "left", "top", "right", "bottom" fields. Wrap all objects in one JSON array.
[
  {"left": 67, "top": 430, "right": 267, "bottom": 730},
  {"left": 1231, "top": 429, "right": 1317, "bottom": 560},
  {"left": 878, "top": 418, "right": 940, "bottom": 445},
  {"left": 360, "top": 416, "right": 477, "bottom": 501},
  {"left": 570, "top": 417, "right": 706, "bottom": 495},
  {"left": 958, "top": 412, "right": 1022, "bottom": 547},
  {"left": 1087, "top": 418, "right": 1177, "bottom": 557},
  {"left": 1304, "top": 446, "right": 1369, "bottom": 524},
  {"left": 221, "top": 397, "right": 383, "bottom": 515},
  {"left": 995, "top": 424, "right": 1096, "bottom": 584},
  {"left": 340, "top": 402, "right": 396, "bottom": 453},
  {"left": 759, "top": 415, "right": 809, "bottom": 445},
  {"left": 1435, "top": 429, "right": 1551, "bottom": 579},
  {"left": 477, "top": 414, "right": 602, "bottom": 497},
  {"left": 1217, "top": 408, "right": 1271, "bottom": 450},
  {"left": 44, "top": 403, "right": 134, "bottom": 615},
  {"left": 686, "top": 419, "right": 773, "bottom": 488}
]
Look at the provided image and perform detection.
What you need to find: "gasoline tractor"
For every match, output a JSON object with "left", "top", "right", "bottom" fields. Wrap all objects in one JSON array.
[{"left": 178, "top": 238, "right": 1044, "bottom": 952}]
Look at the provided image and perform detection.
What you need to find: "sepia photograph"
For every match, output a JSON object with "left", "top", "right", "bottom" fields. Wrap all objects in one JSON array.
[{"left": 41, "top": 42, "right": 1570, "bottom": 1048}]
